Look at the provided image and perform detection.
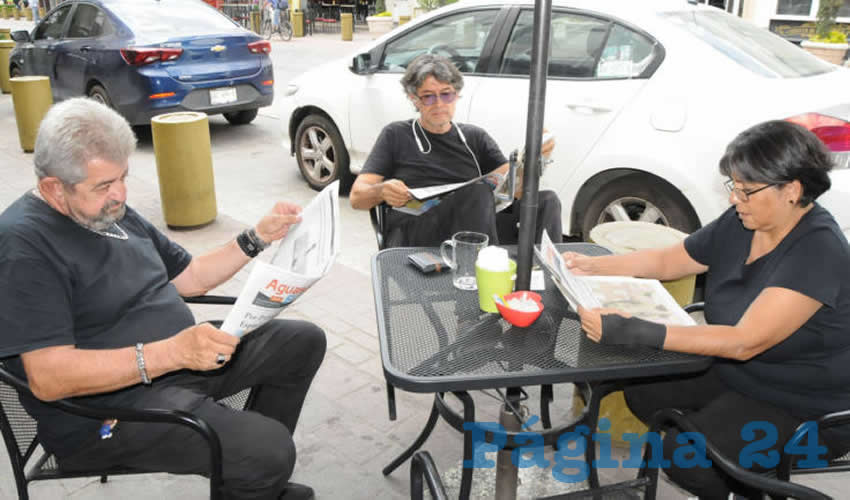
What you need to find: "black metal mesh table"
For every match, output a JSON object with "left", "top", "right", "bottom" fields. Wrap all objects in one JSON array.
[
  {"left": 374, "top": 243, "right": 708, "bottom": 393},
  {"left": 372, "top": 243, "right": 712, "bottom": 500}
]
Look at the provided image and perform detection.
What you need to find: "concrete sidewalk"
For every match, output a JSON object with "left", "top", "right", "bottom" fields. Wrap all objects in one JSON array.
[{"left": 0, "top": 17, "right": 846, "bottom": 500}]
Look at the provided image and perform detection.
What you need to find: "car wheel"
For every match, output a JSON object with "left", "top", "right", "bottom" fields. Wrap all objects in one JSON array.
[
  {"left": 295, "top": 114, "right": 351, "bottom": 192},
  {"left": 88, "top": 84, "right": 113, "bottom": 108},
  {"left": 581, "top": 173, "right": 699, "bottom": 238},
  {"left": 223, "top": 109, "right": 258, "bottom": 125}
]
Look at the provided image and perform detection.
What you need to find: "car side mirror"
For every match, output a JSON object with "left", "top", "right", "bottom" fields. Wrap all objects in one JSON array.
[
  {"left": 351, "top": 53, "right": 376, "bottom": 75},
  {"left": 10, "top": 31, "right": 32, "bottom": 43}
]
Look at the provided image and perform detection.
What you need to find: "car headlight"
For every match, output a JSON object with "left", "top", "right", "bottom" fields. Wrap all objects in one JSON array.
[{"left": 284, "top": 84, "right": 299, "bottom": 97}]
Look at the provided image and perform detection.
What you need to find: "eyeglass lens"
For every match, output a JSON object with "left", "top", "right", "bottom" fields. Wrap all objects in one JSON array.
[{"left": 418, "top": 91, "right": 457, "bottom": 106}]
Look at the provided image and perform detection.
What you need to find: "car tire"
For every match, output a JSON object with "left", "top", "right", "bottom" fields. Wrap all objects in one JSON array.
[
  {"left": 88, "top": 84, "right": 113, "bottom": 108},
  {"left": 223, "top": 109, "right": 258, "bottom": 125},
  {"left": 295, "top": 114, "right": 352, "bottom": 193},
  {"left": 581, "top": 173, "right": 699, "bottom": 238}
]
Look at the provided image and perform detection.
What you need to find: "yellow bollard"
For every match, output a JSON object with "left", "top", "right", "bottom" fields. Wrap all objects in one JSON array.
[
  {"left": 291, "top": 10, "right": 303, "bottom": 37},
  {"left": 573, "top": 221, "right": 696, "bottom": 447},
  {"left": 250, "top": 10, "right": 262, "bottom": 34},
  {"left": 0, "top": 40, "right": 15, "bottom": 94},
  {"left": 399, "top": 15, "right": 410, "bottom": 25},
  {"left": 10, "top": 76, "right": 53, "bottom": 153},
  {"left": 0, "top": 28, "right": 9, "bottom": 40},
  {"left": 151, "top": 112, "right": 217, "bottom": 228},
  {"left": 14, "top": 7, "right": 20, "bottom": 19},
  {"left": 341, "top": 12, "right": 352, "bottom": 41}
]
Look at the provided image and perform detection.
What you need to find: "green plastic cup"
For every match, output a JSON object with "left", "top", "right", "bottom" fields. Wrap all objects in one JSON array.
[{"left": 475, "top": 259, "right": 517, "bottom": 312}]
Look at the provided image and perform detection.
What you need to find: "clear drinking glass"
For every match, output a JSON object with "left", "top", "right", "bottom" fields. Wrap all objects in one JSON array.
[{"left": 440, "top": 231, "right": 489, "bottom": 290}]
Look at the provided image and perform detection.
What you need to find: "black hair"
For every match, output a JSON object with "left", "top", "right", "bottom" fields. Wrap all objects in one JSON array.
[{"left": 719, "top": 120, "right": 833, "bottom": 206}]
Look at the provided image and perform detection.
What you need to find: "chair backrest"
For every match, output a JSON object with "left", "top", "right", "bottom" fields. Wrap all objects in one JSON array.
[
  {"left": 369, "top": 203, "right": 390, "bottom": 250},
  {"left": 0, "top": 359, "right": 41, "bottom": 491}
]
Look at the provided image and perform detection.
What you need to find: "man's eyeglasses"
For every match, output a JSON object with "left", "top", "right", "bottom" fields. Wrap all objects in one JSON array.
[
  {"left": 416, "top": 91, "right": 458, "bottom": 106},
  {"left": 723, "top": 179, "right": 778, "bottom": 202}
]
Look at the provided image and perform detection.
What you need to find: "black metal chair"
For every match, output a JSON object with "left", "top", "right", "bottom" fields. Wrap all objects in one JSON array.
[
  {"left": 0, "top": 294, "right": 254, "bottom": 500},
  {"left": 409, "top": 451, "right": 448, "bottom": 500}
]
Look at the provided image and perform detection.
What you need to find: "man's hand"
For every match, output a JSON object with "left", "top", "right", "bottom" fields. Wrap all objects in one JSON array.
[
  {"left": 562, "top": 252, "right": 600, "bottom": 275},
  {"left": 168, "top": 323, "right": 240, "bottom": 371},
  {"left": 255, "top": 202, "right": 302, "bottom": 243},
  {"left": 381, "top": 179, "right": 411, "bottom": 207}
]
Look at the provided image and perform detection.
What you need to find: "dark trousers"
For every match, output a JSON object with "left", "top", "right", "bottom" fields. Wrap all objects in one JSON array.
[
  {"left": 386, "top": 182, "right": 562, "bottom": 247},
  {"left": 61, "top": 320, "right": 326, "bottom": 500},
  {"left": 624, "top": 367, "right": 831, "bottom": 499}
]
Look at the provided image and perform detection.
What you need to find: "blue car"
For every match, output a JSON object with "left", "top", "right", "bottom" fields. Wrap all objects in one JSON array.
[{"left": 8, "top": 0, "right": 274, "bottom": 125}]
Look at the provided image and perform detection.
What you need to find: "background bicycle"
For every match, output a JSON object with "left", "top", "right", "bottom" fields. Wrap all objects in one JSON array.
[{"left": 262, "top": 1, "right": 293, "bottom": 41}]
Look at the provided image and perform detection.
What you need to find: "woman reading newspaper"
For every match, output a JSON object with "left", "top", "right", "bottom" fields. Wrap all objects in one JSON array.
[{"left": 563, "top": 120, "right": 850, "bottom": 499}]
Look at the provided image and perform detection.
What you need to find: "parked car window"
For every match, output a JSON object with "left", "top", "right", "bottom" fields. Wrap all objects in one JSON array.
[
  {"left": 33, "top": 4, "right": 73, "bottom": 40},
  {"left": 67, "top": 4, "right": 110, "bottom": 39},
  {"left": 108, "top": 0, "right": 239, "bottom": 39},
  {"left": 500, "top": 10, "right": 610, "bottom": 78},
  {"left": 775, "top": 0, "right": 812, "bottom": 15},
  {"left": 662, "top": 10, "right": 833, "bottom": 78},
  {"left": 596, "top": 24, "right": 657, "bottom": 78},
  {"left": 380, "top": 9, "right": 500, "bottom": 73}
]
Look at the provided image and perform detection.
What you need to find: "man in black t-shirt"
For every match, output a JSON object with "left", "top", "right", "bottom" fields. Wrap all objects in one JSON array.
[
  {"left": 0, "top": 98, "right": 322, "bottom": 500},
  {"left": 350, "top": 54, "right": 563, "bottom": 247}
]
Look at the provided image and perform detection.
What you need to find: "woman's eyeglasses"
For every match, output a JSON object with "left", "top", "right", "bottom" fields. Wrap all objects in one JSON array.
[
  {"left": 723, "top": 179, "right": 778, "bottom": 202},
  {"left": 416, "top": 91, "right": 458, "bottom": 106}
]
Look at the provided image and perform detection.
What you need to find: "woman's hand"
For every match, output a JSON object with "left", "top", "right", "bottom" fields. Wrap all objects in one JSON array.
[
  {"left": 562, "top": 252, "right": 601, "bottom": 275},
  {"left": 381, "top": 179, "right": 411, "bottom": 207},
  {"left": 578, "top": 306, "right": 631, "bottom": 343}
]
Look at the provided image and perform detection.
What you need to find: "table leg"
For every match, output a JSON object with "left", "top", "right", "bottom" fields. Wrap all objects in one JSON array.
[
  {"left": 383, "top": 398, "right": 440, "bottom": 476},
  {"left": 540, "top": 383, "right": 554, "bottom": 429}
]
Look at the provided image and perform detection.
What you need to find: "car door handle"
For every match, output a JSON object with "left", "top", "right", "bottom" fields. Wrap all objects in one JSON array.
[
  {"left": 79, "top": 46, "right": 92, "bottom": 52},
  {"left": 565, "top": 102, "right": 612, "bottom": 115}
]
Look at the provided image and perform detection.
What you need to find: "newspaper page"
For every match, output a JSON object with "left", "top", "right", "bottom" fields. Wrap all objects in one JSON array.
[
  {"left": 534, "top": 230, "right": 694, "bottom": 326},
  {"left": 220, "top": 181, "right": 340, "bottom": 337},
  {"left": 398, "top": 164, "right": 516, "bottom": 216}
]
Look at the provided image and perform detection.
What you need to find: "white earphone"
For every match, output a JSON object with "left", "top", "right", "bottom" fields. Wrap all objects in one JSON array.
[{"left": 412, "top": 119, "right": 482, "bottom": 176}]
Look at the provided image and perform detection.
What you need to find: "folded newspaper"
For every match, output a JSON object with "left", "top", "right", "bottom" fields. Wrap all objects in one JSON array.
[
  {"left": 220, "top": 181, "right": 341, "bottom": 337},
  {"left": 395, "top": 156, "right": 517, "bottom": 216},
  {"left": 535, "top": 230, "right": 695, "bottom": 326}
]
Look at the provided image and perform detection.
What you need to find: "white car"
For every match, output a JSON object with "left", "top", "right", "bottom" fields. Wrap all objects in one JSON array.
[{"left": 280, "top": 0, "right": 850, "bottom": 237}]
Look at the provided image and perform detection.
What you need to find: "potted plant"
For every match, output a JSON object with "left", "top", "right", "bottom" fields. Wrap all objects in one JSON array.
[
  {"left": 366, "top": 0, "right": 393, "bottom": 34},
  {"left": 801, "top": 0, "right": 850, "bottom": 65}
]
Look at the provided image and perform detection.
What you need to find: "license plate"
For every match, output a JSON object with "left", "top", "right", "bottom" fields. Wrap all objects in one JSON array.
[{"left": 209, "top": 87, "right": 237, "bottom": 105}]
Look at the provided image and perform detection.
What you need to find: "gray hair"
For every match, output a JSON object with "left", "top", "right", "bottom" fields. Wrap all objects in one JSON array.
[
  {"left": 400, "top": 54, "right": 464, "bottom": 97},
  {"left": 34, "top": 98, "right": 137, "bottom": 185}
]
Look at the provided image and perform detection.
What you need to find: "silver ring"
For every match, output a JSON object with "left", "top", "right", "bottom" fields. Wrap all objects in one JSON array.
[{"left": 215, "top": 353, "right": 226, "bottom": 365}]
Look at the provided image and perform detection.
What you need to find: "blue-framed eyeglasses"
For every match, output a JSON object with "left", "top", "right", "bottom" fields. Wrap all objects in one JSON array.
[
  {"left": 416, "top": 91, "right": 457, "bottom": 106},
  {"left": 723, "top": 179, "right": 778, "bottom": 202}
]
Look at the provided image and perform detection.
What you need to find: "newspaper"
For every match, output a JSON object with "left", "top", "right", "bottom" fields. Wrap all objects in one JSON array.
[
  {"left": 535, "top": 230, "right": 695, "bottom": 326},
  {"left": 396, "top": 157, "right": 517, "bottom": 216},
  {"left": 220, "top": 181, "right": 340, "bottom": 337}
]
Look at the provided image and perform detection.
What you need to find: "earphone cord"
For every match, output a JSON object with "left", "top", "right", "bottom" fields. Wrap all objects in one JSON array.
[{"left": 412, "top": 119, "right": 482, "bottom": 177}]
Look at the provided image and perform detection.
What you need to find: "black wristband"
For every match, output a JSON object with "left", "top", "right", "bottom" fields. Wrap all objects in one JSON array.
[
  {"left": 236, "top": 229, "right": 266, "bottom": 258},
  {"left": 600, "top": 314, "right": 667, "bottom": 349}
]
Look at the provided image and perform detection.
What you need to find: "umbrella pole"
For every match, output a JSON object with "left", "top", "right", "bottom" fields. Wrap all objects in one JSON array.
[{"left": 515, "top": 0, "right": 553, "bottom": 291}]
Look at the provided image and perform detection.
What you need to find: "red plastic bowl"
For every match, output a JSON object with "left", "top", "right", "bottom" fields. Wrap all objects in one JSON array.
[{"left": 495, "top": 291, "right": 544, "bottom": 327}]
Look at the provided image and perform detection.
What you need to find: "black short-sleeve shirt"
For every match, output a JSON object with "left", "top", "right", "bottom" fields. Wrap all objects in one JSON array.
[
  {"left": 361, "top": 119, "right": 507, "bottom": 188},
  {"left": 0, "top": 192, "right": 194, "bottom": 457},
  {"left": 684, "top": 204, "right": 850, "bottom": 419}
]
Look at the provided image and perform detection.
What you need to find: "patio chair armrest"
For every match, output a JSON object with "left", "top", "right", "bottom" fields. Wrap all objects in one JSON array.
[
  {"left": 683, "top": 302, "right": 705, "bottom": 313},
  {"left": 410, "top": 450, "right": 448, "bottom": 500},
  {"left": 182, "top": 295, "right": 237, "bottom": 305},
  {"left": 0, "top": 364, "right": 224, "bottom": 499},
  {"left": 647, "top": 408, "right": 832, "bottom": 500}
]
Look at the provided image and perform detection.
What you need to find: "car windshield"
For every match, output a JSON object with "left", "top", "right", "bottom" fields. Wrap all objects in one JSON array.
[
  {"left": 661, "top": 10, "right": 834, "bottom": 78},
  {"left": 109, "top": 0, "right": 240, "bottom": 39}
]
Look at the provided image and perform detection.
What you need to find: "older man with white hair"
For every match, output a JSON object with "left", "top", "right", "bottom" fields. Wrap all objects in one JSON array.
[{"left": 0, "top": 98, "right": 324, "bottom": 500}]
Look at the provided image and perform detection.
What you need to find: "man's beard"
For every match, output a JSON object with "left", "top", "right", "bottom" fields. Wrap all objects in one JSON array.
[{"left": 70, "top": 200, "right": 126, "bottom": 232}]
